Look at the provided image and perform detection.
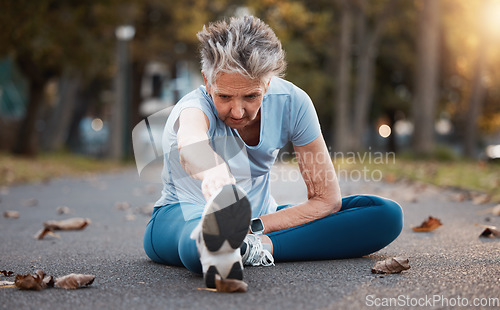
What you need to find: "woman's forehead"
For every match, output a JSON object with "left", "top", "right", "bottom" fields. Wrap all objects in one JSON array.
[{"left": 214, "top": 73, "right": 265, "bottom": 93}]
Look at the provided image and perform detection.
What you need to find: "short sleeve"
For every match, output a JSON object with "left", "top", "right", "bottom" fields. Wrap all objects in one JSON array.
[
  {"left": 163, "top": 87, "right": 217, "bottom": 152},
  {"left": 289, "top": 86, "right": 322, "bottom": 146}
]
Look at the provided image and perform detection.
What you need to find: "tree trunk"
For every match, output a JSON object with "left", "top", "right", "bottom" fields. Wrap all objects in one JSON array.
[
  {"left": 351, "top": 0, "right": 394, "bottom": 152},
  {"left": 411, "top": 0, "right": 440, "bottom": 155},
  {"left": 40, "top": 74, "right": 81, "bottom": 152},
  {"left": 12, "top": 79, "right": 46, "bottom": 156},
  {"left": 332, "top": 0, "right": 354, "bottom": 153},
  {"left": 131, "top": 60, "right": 145, "bottom": 132},
  {"left": 463, "top": 32, "right": 487, "bottom": 158}
]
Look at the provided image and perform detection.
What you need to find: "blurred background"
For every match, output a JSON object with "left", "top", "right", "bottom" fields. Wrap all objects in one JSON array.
[{"left": 1, "top": 0, "right": 500, "bottom": 165}]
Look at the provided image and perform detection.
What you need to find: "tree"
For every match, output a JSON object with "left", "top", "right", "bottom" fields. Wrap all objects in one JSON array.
[
  {"left": 332, "top": 0, "right": 354, "bottom": 153},
  {"left": 411, "top": 0, "right": 441, "bottom": 155},
  {"left": 351, "top": 0, "right": 396, "bottom": 151},
  {"left": 0, "top": 0, "right": 119, "bottom": 156}
]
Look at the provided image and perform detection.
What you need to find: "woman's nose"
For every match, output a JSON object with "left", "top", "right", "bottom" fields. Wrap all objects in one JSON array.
[{"left": 230, "top": 101, "right": 244, "bottom": 118}]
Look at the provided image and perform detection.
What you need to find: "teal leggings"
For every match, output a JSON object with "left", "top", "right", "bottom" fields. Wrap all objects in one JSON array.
[{"left": 143, "top": 195, "right": 403, "bottom": 274}]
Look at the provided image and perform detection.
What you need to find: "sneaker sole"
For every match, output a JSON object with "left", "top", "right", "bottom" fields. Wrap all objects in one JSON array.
[{"left": 202, "top": 184, "right": 251, "bottom": 287}]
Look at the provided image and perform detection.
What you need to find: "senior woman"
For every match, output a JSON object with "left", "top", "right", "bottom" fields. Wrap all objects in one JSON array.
[{"left": 143, "top": 15, "right": 403, "bottom": 289}]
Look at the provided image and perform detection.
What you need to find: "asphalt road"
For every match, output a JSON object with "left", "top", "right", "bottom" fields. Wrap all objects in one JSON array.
[{"left": 1, "top": 163, "right": 499, "bottom": 309}]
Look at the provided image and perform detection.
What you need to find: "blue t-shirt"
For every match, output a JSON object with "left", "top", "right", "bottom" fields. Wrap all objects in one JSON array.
[{"left": 155, "top": 77, "right": 321, "bottom": 220}]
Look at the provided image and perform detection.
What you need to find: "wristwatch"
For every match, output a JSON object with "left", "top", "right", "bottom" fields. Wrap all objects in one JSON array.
[{"left": 250, "top": 218, "right": 265, "bottom": 235}]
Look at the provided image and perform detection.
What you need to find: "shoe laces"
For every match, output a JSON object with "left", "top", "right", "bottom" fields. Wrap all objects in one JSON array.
[{"left": 242, "top": 234, "right": 275, "bottom": 267}]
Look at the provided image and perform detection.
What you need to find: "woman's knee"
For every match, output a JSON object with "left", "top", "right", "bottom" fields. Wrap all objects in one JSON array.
[
  {"left": 178, "top": 221, "right": 202, "bottom": 274},
  {"left": 143, "top": 223, "right": 169, "bottom": 264},
  {"left": 371, "top": 197, "right": 404, "bottom": 240}
]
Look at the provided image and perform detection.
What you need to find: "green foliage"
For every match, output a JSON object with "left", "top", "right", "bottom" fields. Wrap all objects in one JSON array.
[
  {"left": 1, "top": 0, "right": 499, "bottom": 156},
  {"left": 398, "top": 144, "right": 460, "bottom": 162}
]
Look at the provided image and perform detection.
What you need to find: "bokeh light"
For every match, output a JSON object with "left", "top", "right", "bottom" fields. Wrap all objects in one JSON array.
[
  {"left": 91, "top": 118, "right": 104, "bottom": 131},
  {"left": 378, "top": 124, "right": 391, "bottom": 138}
]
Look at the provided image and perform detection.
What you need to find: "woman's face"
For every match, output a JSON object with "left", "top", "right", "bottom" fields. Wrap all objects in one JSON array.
[{"left": 204, "top": 72, "right": 269, "bottom": 130}]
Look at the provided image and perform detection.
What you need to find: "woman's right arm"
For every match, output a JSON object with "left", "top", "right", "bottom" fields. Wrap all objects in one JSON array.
[{"left": 177, "top": 108, "right": 235, "bottom": 200}]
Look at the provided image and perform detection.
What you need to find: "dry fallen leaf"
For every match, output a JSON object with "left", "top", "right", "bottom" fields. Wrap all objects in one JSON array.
[
  {"left": 477, "top": 204, "right": 500, "bottom": 216},
  {"left": 384, "top": 173, "right": 397, "bottom": 184},
  {"left": 449, "top": 192, "right": 468, "bottom": 202},
  {"left": 479, "top": 226, "right": 500, "bottom": 239},
  {"left": 214, "top": 274, "right": 248, "bottom": 293},
  {"left": 412, "top": 216, "right": 442, "bottom": 232},
  {"left": 34, "top": 228, "right": 61, "bottom": 240},
  {"left": 55, "top": 274, "right": 95, "bottom": 289},
  {"left": 124, "top": 214, "right": 136, "bottom": 221},
  {"left": 14, "top": 270, "right": 53, "bottom": 290},
  {"left": 35, "top": 217, "right": 90, "bottom": 240},
  {"left": 3, "top": 211, "right": 19, "bottom": 219},
  {"left": 0, "top": 280, "right": 15, "bottom": 286},
  {"left": 1, "top": 270, "right": 14, "bottom": 277},
  {"left": 486, "top": 205, "right": 500, "bottom": 216},
  {"left": 371, "top": 257, "right": 410, "bottom": 274},
  {"left": 491, "top": 205, "right": 500, "bottom": 216},
  {"left": 43, "top": 217, "right": 91, "bottom": 230},
  {"left": 472, "top": 194, "right": 491, "bottom": 205}
]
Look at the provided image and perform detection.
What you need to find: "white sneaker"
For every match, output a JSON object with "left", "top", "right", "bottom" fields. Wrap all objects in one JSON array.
[
  {"left": 240, "top": 234, "right": 275, "bottom": 267},
  {"left": 191, "top": 184, "right": 251, "bottom": 288}
]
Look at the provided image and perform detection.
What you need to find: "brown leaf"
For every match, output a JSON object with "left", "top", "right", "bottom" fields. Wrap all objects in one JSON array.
[
  {"left": 371, "top": 257, "right": 410, "bottom": 274},
  {"left": 14, "top": 270, "right": 51, "bottom": 291},
  {"left": 412, "top": 216, "right": 442, "bottom": 232},
  {"left": 1, "top": 270, "right": 14, "bottom": 277},
  {"left": 479, "top": 226, "right": 500, "bottom": 239},
  {"left": 54, "top": 274, "right": 95, "bottom": 289},
  {"left": 473, "top": 194, "right": 491, "bottom": 205},
  {"left": 214, "top": 275, "right": 248, "bottom": 293},
  {"left": 384, "top": 173, "right": 396, "bottom": 184},
  {"left": 449, "top": 192, "right": 468, "bottom": 202},
  {"left": 34, "top": 227, "right": 61, "bottom": 240},
  {"left": 43, "top": 217, "right": 91, "bottom": 230},
  {"left": 491, "top": 205, "right": 500, "bottom": 216},
  {"left": 3, "top": 211, "right": 19, "bottom": 219},
  {"left": 124, "top": 214, "right": 136, "bottom": 221}
]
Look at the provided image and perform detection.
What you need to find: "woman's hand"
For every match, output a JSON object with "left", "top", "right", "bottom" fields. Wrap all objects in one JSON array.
[
  {"left": 201, "top": 163, "right": 236, "bottom": 201},
  {"left": 259, "top": 135, "right": 342, "bottom": 234}
]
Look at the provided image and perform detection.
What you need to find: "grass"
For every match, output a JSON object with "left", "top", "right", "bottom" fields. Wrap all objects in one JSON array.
[
  {"left": 0, "top": 152, "right": 132, "bottom": 186},
  {"left": 1, "top": 151, "right": 499, "bottom": 203},
  {"left": 335, "top": 156, "right": 500, "bottom": 203}
]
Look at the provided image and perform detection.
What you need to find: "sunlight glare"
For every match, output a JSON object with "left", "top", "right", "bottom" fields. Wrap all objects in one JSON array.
[{"left": 483, "top": 0, "right": 500, "bottom": 37}]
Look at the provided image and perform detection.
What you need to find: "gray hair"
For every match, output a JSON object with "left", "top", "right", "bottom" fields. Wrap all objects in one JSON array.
[{"left": 197, "top": 15, "right": 287, "bottom": 88}]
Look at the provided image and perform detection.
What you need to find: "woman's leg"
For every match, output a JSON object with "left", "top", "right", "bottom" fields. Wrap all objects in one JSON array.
[
  {"left": 268, "top": 195, "right": 403, "bottom": 261},
  {"left": 143, "top": 203, "right": 204, "bottom": 274}
]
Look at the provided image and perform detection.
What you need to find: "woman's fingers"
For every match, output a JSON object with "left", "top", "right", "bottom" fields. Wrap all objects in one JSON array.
[{"left": 201, "top": 174, "right": 236, "bottom": 201}]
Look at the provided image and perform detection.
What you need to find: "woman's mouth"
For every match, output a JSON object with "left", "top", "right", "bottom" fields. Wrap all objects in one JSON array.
[{"left": 230, "top": 117, "right": 244, "bottom": 124}]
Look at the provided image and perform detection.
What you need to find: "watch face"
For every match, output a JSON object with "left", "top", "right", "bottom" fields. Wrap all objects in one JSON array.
[{"left": 251, "top": 219, "right": 264, "bottom": 233}]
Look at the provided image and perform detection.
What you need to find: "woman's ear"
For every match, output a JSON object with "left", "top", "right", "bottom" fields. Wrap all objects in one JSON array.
[{"left": 202, "top": 72, "right": 211, "bottom": 94}]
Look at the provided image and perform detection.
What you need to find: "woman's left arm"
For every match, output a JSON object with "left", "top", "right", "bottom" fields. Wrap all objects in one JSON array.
[{"left": 259, "top": 135, "right": 342, "bottom": 234}]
